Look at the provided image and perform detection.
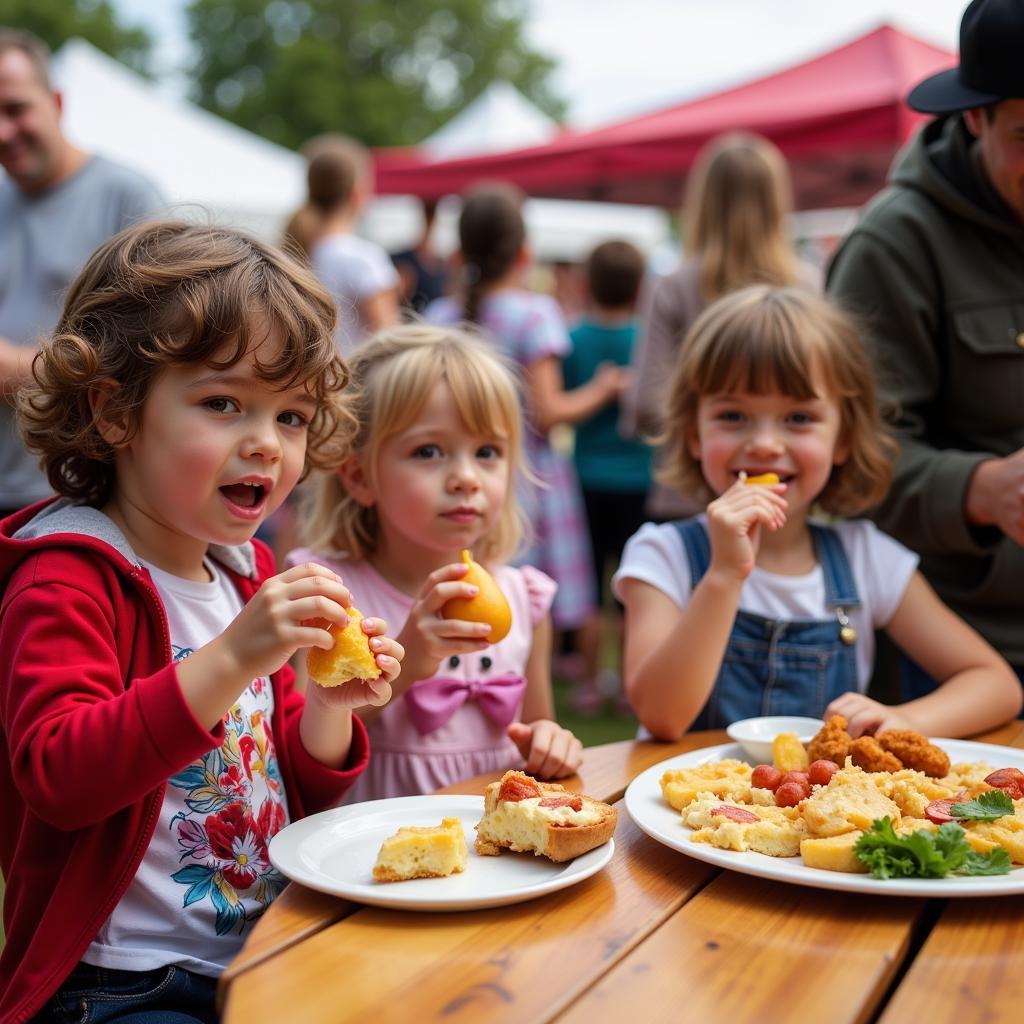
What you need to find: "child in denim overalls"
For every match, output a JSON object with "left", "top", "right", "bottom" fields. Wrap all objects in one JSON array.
[{"left": 614, "top": 286, "right": 1021, "bottom": 741}]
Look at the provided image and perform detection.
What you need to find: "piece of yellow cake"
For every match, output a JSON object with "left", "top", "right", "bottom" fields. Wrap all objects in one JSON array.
[{"left": 372, "top": 817, "right": 468, "bottom": 882}]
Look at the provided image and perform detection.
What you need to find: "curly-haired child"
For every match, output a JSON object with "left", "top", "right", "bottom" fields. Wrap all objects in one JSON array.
[{"left": 0, "top": 221, "right": 403, "bottom": 1023}]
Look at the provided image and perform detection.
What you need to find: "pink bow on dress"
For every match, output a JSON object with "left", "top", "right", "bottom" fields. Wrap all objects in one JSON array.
[{"left": 403, "top": 673, "right": 528, "bottom": 736}]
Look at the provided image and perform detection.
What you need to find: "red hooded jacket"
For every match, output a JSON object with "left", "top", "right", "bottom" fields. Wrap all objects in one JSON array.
[{"left": 0, "top": 499, "right": 369, "bottom": 1024}]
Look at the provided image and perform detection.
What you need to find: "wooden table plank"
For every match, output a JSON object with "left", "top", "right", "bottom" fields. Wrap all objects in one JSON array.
[
  {"left": 871, "top": 720, "right": 1024, "bottom": 1022},
  {"left": 222, "top": 733, "right": 694, "bottom": 992},
  {"left": 220, "top": 806, "right": 716, "bottom": 1024},
  {"left": 557, "top": 871, "right": 927, "bottom": 1024},
  {"left": 219, "top": 721, "right": 1024, "bottom": 1018},
  {"left": 218, "top": 883, "right": 358, "bottom": 995},
  {"left": 971, "top": 720, "right": 1024, "bottom": 748},
  {"left": 877, "top": 895, "right": 1024, "bottom": 1023}
]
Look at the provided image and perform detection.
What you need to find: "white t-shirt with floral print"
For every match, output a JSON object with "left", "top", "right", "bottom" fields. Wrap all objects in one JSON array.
[{"left": 82, "top": 558, "right": 291, "bottom": 976}]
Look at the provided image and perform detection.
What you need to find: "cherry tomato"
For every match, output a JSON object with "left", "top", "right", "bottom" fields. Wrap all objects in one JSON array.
[
  {"left": 807, "top": 760, "right": 840, "bottom": 787},
  {"left": 751, "top": 764, "right": 783, "bottom": 791},
  {"left": 774, "top": 781, "right": 808, "bottom": 807},
  {"left": 779, "top": 771, "right": 810, "bottom": 789},
  {"left": 711, "top": 805, "right": 759, "bottom": 823}
]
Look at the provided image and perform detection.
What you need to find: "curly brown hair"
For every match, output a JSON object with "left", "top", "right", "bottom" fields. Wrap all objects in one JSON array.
[
  {"left": 18, "top": 219, "right": 353, "bottom": 506},
  {"left": 659, "top": 285, "right": 896, "bottom": 518}
]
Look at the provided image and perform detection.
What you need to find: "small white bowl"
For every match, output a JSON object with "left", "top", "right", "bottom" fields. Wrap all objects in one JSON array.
[{"left": 726, "top": 716, "right": 823, "bottom": 765}]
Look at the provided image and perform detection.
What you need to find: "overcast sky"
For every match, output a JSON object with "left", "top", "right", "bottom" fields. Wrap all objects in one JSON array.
[{"left": 111, "top": 0, "right": 969, "bottom": 129}]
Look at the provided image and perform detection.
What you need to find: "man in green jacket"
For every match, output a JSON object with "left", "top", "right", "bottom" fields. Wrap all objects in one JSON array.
[{"left": 827, "top": 0, "right": 1024, "bottom": 693}]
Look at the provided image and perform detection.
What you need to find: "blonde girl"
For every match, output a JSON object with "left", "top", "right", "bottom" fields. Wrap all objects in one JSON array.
[
  {"left": 290, "top": 324, "right": 583, "bottom": 800},
  {"left": 614, "top": 285, "right": 1021, "bottom": 740},
  {"left": 426, "top": 183, "right": 628, "bottom": 636}
]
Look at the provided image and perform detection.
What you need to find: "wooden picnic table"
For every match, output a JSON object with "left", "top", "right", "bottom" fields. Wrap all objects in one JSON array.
[{"left": 219, "top": 722, "right": 1024, "bottom": 1023}]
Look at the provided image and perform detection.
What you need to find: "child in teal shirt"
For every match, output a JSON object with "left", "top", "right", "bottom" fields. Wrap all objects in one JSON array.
[{"left": 563, "top": 240, "right": 652, "bottom": 713}]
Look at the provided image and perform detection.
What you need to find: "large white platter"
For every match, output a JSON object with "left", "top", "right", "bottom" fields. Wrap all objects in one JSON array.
[
  {"left": 269, "top": 794, "right": 614, "bottom": 911},
  {"left": 624, "top": 739, "right": 1024, "bottom": 897}
]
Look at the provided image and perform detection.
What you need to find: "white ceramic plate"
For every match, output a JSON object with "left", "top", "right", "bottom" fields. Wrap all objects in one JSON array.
[
  {"left": 624, "top": 739, "right": 1024, "bottom": 897},
  {"left": 269, "top": 794, "right": 614, "bottom": 911}
]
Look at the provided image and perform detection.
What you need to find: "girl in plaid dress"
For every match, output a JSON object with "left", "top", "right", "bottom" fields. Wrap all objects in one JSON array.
[{"left": 426, "top": 184, "right": 626, "bottom": 634}]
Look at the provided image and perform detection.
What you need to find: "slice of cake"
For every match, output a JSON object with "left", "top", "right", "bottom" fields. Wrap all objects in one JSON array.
[
  {"left": 372, "top": 817, "right": 468, "bottom": 882},
  {"left": 474, "top": 770, "right": 617, "bottom": 863}
]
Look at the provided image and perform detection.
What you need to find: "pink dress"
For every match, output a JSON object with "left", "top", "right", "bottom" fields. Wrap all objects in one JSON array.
[{"left": 287, "top": 548, "right": 556, "bottom": 802}]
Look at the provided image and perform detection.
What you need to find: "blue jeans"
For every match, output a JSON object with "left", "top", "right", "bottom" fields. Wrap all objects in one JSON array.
[{"left": 34, "top": 963, "right": 218, "bottom": 1024}]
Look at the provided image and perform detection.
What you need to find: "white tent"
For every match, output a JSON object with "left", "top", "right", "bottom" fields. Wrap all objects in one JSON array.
[
  {"left": 50, "top": 40, "right": 670, "bottom": 261},
  {"left": 420, "top": 81, "right": 559, "bottom": 159},
  {"left": 364, "top": 83, "right": 671, "bottom": 261},
  {"left": 51, "top": 38, "right": 305, "bottom": 238}
]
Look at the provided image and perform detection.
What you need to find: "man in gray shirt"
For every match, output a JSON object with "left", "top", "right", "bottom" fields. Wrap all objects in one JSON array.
[{"left": 0, "top": 28, "right": 163, "bottom": 516}]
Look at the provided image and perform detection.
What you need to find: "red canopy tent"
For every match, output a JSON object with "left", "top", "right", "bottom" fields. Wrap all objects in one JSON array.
[{"left": 374, "top": 24, "right": 955, "bottom": 211}]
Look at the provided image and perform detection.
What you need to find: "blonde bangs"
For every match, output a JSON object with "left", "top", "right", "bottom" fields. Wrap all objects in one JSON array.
[{"left": 301, "top": 324, "right": 528, "bottom": 564}]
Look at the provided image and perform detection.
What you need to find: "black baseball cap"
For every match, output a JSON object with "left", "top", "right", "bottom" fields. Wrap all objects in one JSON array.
[{"left": 907, "top": 0, "right": 1024, "bottom": 114}]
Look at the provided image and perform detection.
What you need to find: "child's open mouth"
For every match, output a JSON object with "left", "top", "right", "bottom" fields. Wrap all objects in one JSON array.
[{"left": 220, "top": 482, "right": 266, "bottom": 512}]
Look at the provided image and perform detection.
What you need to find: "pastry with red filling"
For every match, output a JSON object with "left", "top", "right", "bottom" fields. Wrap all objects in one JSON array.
[{"left": 474, "top": 770, "right": 617, "bottom": 862}]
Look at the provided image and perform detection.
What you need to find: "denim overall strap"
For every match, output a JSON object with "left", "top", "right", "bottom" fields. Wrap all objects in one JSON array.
[
  {"left": 673, "top": 518, "right": 712, "bottom": 592},
  {"left": 808, "top": 523, "right": 861, "bottom": 610},
  {"left": 670, "top": 517, "right": 861, "bottom": 729}
]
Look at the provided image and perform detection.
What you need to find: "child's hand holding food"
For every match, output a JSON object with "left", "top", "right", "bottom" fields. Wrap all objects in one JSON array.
[{"left": 705, "top": 475, "right": 788, "bottom": 582}]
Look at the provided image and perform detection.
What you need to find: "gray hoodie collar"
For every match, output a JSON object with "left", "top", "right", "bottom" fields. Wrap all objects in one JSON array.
[{"left": 12, "top": 498, "right": 257, "bottom": 579}]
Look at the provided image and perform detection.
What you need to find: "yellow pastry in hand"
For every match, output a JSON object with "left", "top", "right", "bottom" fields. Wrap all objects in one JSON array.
[
  {"left": 743, "top": 472, "right": 780, "bottom": 486},
  {"left": 307, "top": 606, "right": 381, "bottom": 686},
  {"left": 442, "top": 549, "right": 513, "bottom": 643}
]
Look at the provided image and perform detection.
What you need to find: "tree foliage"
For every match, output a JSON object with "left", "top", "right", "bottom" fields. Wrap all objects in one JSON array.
[
  {"left": 185, "top": 0, "right": 565, "bottom": 149},
  {"left": 0, "top": 0, "right": 151, "bottom": 74}
]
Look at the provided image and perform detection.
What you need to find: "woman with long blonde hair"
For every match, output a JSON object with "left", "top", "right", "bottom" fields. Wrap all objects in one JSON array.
[{"left": 625, "top": 132, "right": 818, "bottom": 519}]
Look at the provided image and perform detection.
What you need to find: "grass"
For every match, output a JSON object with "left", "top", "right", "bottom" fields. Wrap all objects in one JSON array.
[{"left": 552, "top": 675, "right": 639, "bottom": 747}]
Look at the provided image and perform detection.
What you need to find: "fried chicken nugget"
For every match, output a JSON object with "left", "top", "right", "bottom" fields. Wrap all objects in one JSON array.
[
  {"left": 877, "top": 729, "right": 951, "bottom": 778},
  {"left": 849, "top": 735, "right": 903, "bottom": 774},
  {"left": 806, "top": 714, "right": 853, "bottom": 765}
]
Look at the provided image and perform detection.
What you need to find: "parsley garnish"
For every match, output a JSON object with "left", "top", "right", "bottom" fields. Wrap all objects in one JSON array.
[
  {"left": 949, "top": 790, "right": 1014, "bottom": 822},
  {"left": 853, "top": 817, "right": 1011, "bottom": 879}
]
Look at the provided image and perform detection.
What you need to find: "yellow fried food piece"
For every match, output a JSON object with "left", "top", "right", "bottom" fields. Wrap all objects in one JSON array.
[
  {"left": 307, "top": 606, "right": 381, "bottom": 685},
  {"left": 744, "top": 472, "right": 780, "bottom": 485},
  {"left": 772, "top": 732, "right": 810, "bottom": 773},
  {"left": 442, "top": 549, "right": 513, "bottom": 643},
  {"left": 800, "top": 831, "right": 867, "bottom": 873},
  {"left": 660, "top": 760, "right": 752, "bottom": 811}
]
